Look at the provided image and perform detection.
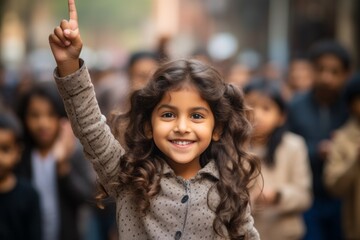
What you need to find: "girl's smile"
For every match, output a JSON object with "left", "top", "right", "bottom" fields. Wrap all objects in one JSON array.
[
  {"left": 150, "top": 84, "right": 218, "bottom": 179},
  {"left": 169, "top": 139, "right": 195, "bottom": 149}
]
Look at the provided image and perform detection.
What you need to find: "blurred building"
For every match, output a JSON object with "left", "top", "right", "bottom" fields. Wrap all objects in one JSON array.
[
  {"left": 0, "top": 0, "right": 359, "bottom": 71},
  {"left": 153, "top": 0, "right": 359, "bottom": 69}
]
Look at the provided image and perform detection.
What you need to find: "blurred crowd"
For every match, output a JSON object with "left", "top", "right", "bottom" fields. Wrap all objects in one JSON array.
[{"left": 0, "top": 37, "right": 359, "bottom": 240}]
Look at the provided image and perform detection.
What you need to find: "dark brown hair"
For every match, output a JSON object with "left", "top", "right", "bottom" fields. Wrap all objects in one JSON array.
[{"left": 110, "top": 59, "right": 260, "bottom": 239}]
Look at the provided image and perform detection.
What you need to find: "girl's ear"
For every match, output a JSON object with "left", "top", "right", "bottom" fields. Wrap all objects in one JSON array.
[
  {"left": 144, "top": 122, "right": 153, "bottom": 139},
  {"left": 212, "top": 126, "right": 222, "bottom": 141}
]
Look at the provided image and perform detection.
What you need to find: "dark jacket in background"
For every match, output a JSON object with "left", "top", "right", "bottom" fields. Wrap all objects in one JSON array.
[
  {"left": 15, "top": 142, "right": 94, "bottom": 240},
  {"left": 0, "top": 178, "right": 41, "bottom": 240}
]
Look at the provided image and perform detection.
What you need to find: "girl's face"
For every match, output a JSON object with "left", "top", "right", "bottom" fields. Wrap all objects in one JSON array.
[
  {"left": 245, "top": 91, "right": 284, "bottom": 140},
  {"left": 25, "top": 96, "right": 60, "bottom": 149},
  {"left": 150, "top": 84, "right": 218, "bottom": 179}
]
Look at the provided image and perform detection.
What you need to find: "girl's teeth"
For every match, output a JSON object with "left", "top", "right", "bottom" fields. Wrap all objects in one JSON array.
[{"left": 172, "top": 141, "right": 192, "bottom": 145}]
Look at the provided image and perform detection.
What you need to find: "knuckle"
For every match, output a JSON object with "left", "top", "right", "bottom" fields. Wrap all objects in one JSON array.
[
  {"left": 60, "top": 19, "right": 68, "bottom": 25},
  {"left": 54, "top": 26, "right": 61, "bottom": 33}
]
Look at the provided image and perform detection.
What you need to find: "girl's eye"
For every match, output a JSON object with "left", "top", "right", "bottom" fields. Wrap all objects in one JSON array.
[
  {"left": 161, "top": 112, "right": 175, "bottom": 118},
  {"left": 191, "top": 113, "right": 204, "bottom": 119}
]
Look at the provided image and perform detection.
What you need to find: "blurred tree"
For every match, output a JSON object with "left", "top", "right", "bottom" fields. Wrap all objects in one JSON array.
[
  {"left": 50, "top": 0, "right": 152, "bottom": 49},
  {"left": 1, "top": 0, "right": 37, "bottom": 54}
]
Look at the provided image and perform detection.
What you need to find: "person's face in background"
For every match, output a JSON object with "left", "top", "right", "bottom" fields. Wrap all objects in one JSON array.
[
  {"left": 25, "top": 96, "right": 60, "bottom": 150},
  {"left": 129, "top": 58, "right": 158, "bottom": 91},
  {"left": 245, "top": 91, "right": 285, "bottom": 141},
  {"left": 313, "top": 54, "right": 349, "bottom": 101},
  {"left": 288, "top": 59, "right": 314, "bottom": 92},
  {"left": 0, "top": 129, "right": 20, "bottom": 180},
  {"left": 227, "top": 64, "right": 252, "bottom": 88}
]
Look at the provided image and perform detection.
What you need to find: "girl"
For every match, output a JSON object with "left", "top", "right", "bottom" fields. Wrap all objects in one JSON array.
[
  {"left": 244, "top": 81, "right": 312, "bottom": 240},
  {"left": 15, "top": 81, "right": 94, "bottom": 240},
  {"left": 48, "top": 1, "right": 260, "bottom": 239}
]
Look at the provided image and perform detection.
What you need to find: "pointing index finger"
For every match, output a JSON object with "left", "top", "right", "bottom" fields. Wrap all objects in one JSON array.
[{"left": 68, "top": 0, "right": 78, "bottom": 22}]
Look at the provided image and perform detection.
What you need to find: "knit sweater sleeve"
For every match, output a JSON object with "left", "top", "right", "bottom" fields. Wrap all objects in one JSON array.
[{"left": 54, "top": 59, "right": 125, "bottom": 197}]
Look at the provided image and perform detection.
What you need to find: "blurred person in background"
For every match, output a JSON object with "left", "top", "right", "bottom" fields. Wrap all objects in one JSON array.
[
  {"left": 127, "top": 51, "right": 159, "bottom": 91},
  {"left": 282, "top": 58, "right": 315, "bottom": 102},
  {"left": 108, "top": 50, "right": 160, "bottom": 142},
  {"left": 227, "top": 62, "right": 253, "bottom": 89},
  {"left": 191, "top": 48, "right": 212, "bottom": 65},
  {"left": 324, "top": 74, "right": 360, "bottom": 240},
  {"left": 287, "top": 40, "right": 351, "bottom": 240},
  {"left": 245, "top": 81, "right": 312, "bottom": 240},
  {"left": 0, "top": 111, "right": 41, "bottom": 240},
  {"left": 15, "top": 82, "right": 94, "bottom": 240}
]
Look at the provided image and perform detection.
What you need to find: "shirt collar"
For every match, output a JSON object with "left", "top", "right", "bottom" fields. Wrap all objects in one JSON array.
[{"left": 162, "top": 160, "right": 219, "bottom": 181}]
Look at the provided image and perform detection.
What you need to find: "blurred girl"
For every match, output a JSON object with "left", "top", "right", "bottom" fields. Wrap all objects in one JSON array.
[
  {"left": 16, "top": 81, "right": 93, "bottom": 240},
  {"left": 48, "top": 1, "right": 260, "bottom": 239},
  {"left": 244, "top": 82, "right": 312, "bottom": 240}
]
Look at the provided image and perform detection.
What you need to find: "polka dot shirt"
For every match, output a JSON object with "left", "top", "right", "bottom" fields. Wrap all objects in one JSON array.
[{"left": 54, "top": 60, "right": 260, "bottom": 240}]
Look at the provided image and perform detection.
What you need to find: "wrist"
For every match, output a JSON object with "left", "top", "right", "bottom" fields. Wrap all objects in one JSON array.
[{"left": 57, "top": 59, "right": 80, "bottom": 77}]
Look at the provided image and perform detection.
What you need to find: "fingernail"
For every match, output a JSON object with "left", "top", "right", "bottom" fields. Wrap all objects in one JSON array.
[
  {"left": 64, "top": 29, "right": 71, "bottom": 35},
  {"left": 65, "top": 41, "right": 71, "bottom": 46}
]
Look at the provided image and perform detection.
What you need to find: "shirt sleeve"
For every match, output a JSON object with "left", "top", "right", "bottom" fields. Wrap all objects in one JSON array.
[
  {"left": 54, "top": 59, "right": 125, "bottom": 197},
  {"left": 324, "top": 130, "right": 359, "bottom": 196},
  {"left": 276, "top": 135, "right": 312, "bottom": 213}
]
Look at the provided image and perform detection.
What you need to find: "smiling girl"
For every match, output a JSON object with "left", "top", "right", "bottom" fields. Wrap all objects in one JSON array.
[{"left": 48, "top": 1, "right": 260, "bottom": 239}]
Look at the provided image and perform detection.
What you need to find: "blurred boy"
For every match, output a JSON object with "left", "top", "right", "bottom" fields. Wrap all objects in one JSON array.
[
  {"left": 324, "top": 74, "right": 360, "bottom": 240},
  {"left": 287, "top": 40, "right": 351, "bottom": 240},
  {"left": 0, "top": 112, "right": 41, "bottom": 240}
]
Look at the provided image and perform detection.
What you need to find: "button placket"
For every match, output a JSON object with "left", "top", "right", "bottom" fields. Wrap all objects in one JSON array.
[{"left": 174, "top": 231, "right": 182, "bottom": 240}]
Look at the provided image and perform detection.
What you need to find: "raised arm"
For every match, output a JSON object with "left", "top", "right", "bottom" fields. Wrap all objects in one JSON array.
[{"left": 49, "top": 0, "right": 124, "bottom": 197}]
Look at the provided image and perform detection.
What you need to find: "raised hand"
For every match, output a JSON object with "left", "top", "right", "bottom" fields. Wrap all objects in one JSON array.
[{"left": 49, "top": 0, "right": 82, "bottom": 77}]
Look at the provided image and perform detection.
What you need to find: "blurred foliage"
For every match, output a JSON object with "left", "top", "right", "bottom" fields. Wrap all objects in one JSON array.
[
  {"left": 50, "top": 0, "right": 152, "bottom": 30},
  {"left": 48, "top": 0, "right": 153, "bottom": 49}
]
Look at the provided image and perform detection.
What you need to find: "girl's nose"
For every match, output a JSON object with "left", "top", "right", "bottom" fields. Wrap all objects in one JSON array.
[{"left": 174, "top": 117, "right": 190, "bottom": 134}]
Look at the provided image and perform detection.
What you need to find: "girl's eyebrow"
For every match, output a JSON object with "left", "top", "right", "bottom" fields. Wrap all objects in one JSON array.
[{"left": 157, "top": 104, "right": 210, "bottom": 113}]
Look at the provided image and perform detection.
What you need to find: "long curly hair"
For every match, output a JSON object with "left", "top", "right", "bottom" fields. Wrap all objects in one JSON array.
[{"left": 109, "top": 59, "right": 260, "bottom": 239}]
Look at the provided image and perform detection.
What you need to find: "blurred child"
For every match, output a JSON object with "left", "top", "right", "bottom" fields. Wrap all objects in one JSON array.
[
  {"left": 127, "top": 51, "right": 159, "bottom": 91},
  {"left": 15, "top": 82, "right": 94, "bottom": 240},
  {"left": 227, "top": 62, "right": 253, "bottom": 89},
  {"left": 282, "top": 58, "right": 314, "bottom": 102},
  {"left": 47, "top": 1, "right": 261, "bottom": 239},
  {"left": 245, "top": 82, "right": 312, "bottom": 240},
  {"left": 0, "top": 112, "right": 41, "bottom": 240},
  {"left": 324, "top": 74, "right": 360, "bottom": 240}
]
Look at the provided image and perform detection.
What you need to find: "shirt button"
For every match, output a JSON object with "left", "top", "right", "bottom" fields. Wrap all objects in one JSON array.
[
  {"left": 174, "top": 231, "right": 182, "bottom": 240},
  {"left": 181, "top": 195, "right": 189, "bottom": 203}
]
